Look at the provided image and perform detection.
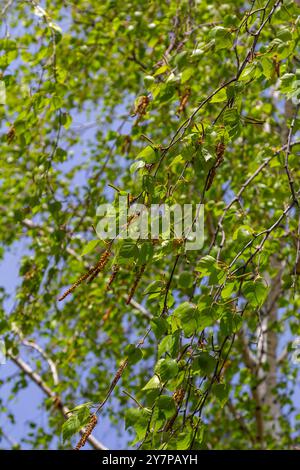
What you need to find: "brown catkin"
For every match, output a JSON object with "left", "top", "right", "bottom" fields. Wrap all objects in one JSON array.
[
  {"left": 87, "top": 249, "right": 111, "bottom": 284},
  {"left": 205, "top": 167, "right": 216, "bottom": 191},
  {"left": 75, "top": 414, "right": 98, "bottom": 451},
  {"left": 85, "top": 266, "right": 102, "bottom": 284},
  {"left": 105, "top": 264, "right": 119, "bottom": 291},
  {"left": 126, "top": 264, "right": 146, "bottom": 304},
  {"left": 215, "top": 141, "right": 225, "bottom": 166},
  {"left": 173, "top": 388, "right": 185, "bottom": 406},
  {"left": 58, "top": 269, "right": 95, "bottom": 301},
  {"left": 58, "top": 249, "right": 111, "bottom": 301}
]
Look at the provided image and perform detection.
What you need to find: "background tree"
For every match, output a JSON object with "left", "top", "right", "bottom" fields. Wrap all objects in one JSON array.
[{"left": 0, "top": 0, "right": 300, "bottom": 450}]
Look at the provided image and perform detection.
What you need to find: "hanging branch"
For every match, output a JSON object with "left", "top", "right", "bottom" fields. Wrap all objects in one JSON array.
[{"left": 7, "top": 350, "right": 108, "bottom": 450}]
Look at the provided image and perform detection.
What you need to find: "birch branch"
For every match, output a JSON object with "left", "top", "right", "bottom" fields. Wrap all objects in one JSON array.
[{"left": 7, "top": 351, "right": 108, "bottom": 450}]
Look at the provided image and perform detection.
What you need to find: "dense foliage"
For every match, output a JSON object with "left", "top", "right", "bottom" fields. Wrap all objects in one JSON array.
[{"left": 0, "top": 0, "right": 300, "bottom": 450}]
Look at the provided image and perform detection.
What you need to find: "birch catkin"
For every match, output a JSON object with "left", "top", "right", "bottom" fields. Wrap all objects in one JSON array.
[
  {"left": 58, "top": 249, "right": 111, "bottom": 301},
  {"left": 75, "top": 414, "right": 98, "bottom": 450}
]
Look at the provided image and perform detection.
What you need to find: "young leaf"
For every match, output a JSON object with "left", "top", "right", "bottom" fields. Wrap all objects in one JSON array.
[
  {"left": 155, "top": 358, "right": 179, "bottom": 381},
  {"left": 81, "top": 239, "right": 100, "bottom": 257}
]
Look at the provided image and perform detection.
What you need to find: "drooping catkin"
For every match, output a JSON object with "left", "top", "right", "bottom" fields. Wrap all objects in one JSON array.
[
  {"left": 58, "top": 249, "right": 111, "bottom": 301},
  {"left": 74, "top": 414, "right": 98, "bottom": 451},
  {"left": 206, "top": 167, "right": 216, "bottom": 191},
  {"left": 106, "top": 264, "right": 119, "bottom": 291},
  {"left": 87, "top": 249, "right": 111, "bottom": 284},
  {"left": 215, "top": 141, "right": 225, "bottom": 166},
  {"left": 58, "top": 268, "right": 96, "bottom": 301},
  {"left": 126, "top": 264, "right": 146, "bottom": 305}
]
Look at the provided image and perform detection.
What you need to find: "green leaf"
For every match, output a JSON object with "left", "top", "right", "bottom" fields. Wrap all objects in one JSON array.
[
  {"left": 232, "top": 225, "right": 253, "bottom": 242},
  {"left": 243, "top": 278, "right": 268, "bottom": 307},
  {"left": 156, "top": 395, "right": 176, "bottom": 418},
  {"left": 173, "top": 302, "right": 198, "bottom": 337},
  {"left": 155, "top": 358, "right": 179, "bottom": 381},
  {"left": 197, "top": 306, "right": 218, "bottom": 331},
  {"left": 239, "top": 62, "right": 261, "bottom": 81},
  {"left": 211, "top": 26, "right": 233, "bottom": 50},
  {"left": 153, "top": 82, "right": 176, "bottom": 104},
  {"left": 192, "top": 352, "right": 216, "bottom": 375},
  {"left": 220, "top": 311, "right": 243, "bottom": 335},
  {"left": 80, "top": 239, "right": 100, "bottom": 257},
  {"left": 221, "top": 281, "right": 235, "bottom": 300},
  {"left": 196, "top": 256, "right": 224, "bottom": 285},
  {"left": 125, "top": 407, "right": 151, "bottom": 440},
  {"left": 130, "top": 160, "right": 145, "bottom": 173},
  {"left": 210, "top": 88, "right": 227, "bottom": 103},
  {"left": 138, "top": 242, "right": 154, "bottom": 264},
  {"left": 125, "top": 344, "right": 143, "bottom": 364},
  {"left": 223, "top": 107, "right": 241, "bottom": 138},
  {"left": 61, "top": 112, "right": 72, "bottom": 129},
  {"left": 195, "top": 255, "right": 217, "bottom": 275},
  {"left": 175, "top": 431, "right": 194, "bottom": 450},
  {"left": 200, "top": 148, "right": 215, "bottom": 169},
  {"left": 68, "top": 402, "right": 93, "bottom": 413},
  {"left": 261, "top": 57, "right": 273, "bottom": 80},
  {"left": 178, "top": 271, "right": 193, "bottom": 288},
  {"left": 153, "top": 65, "right": 169, "bottom": 76},
  {"left": 55, "top": 147, "right": 67, "bottom": 162},
  {"left": 158, "top": 332, "right": 180, "bottom": 358},
  {"left": 277, "top": 28, "right": 292, "bottom": 42},
  {"left": 62, "top": 405, "right": 90, "bottom": 443},
  {"left": 181, "top": 67, "right": 194, "bottom": 83},
  {"left": 142, "top": 174, "right": 155, "bottom": 193},
  {"left": 279, "top": 73, "right": 295, "bottom": 93},
  {"left": 212, "top": 383, "right": 229, "bottom": 408},
  {"left": 118, "top": 240, "right": 139, "bottom": 259},
  {"left": 144, "top": 280, "right": 163, "bottom": 296},
  {"left": 279, "top": 73, "right": 300, "bottom": 102},
  {"left": 142, "top": 375, "right": 161, "bottom": 391},
  {"left": 137, "top": 145, "right": 158, "bottom": 163},
  {"left": 151, "top": 317, "right": 169, "bottom": 339}
]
